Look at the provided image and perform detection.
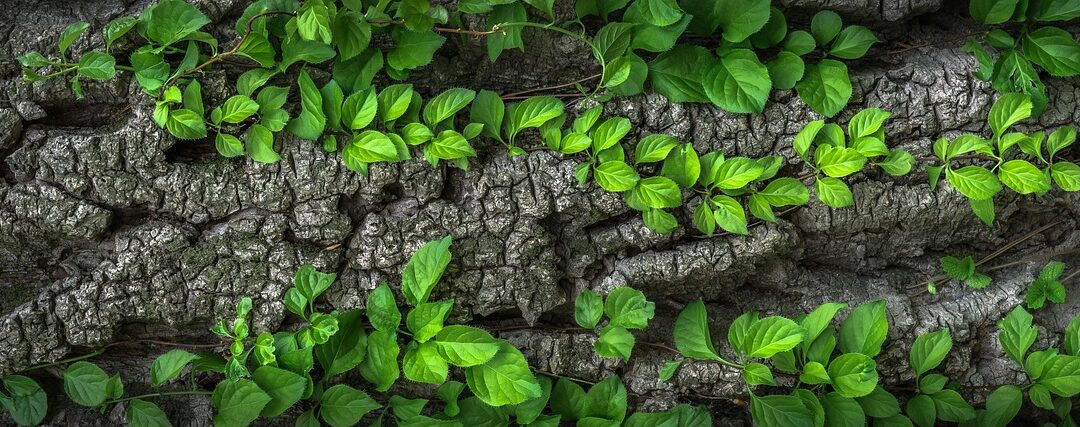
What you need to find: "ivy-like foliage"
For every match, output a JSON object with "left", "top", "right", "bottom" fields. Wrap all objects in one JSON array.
[
  {"left": 668, "top": 299, "right": 1080, "bottom": 427},
  {"left": 964, "top": 0, "right": 1080, "bottom": 115},
  {"left": 573, "top": 288, "right": 656, "bottom": 360},
  {"left": 926, "top": 93, "right": 1079, "bottom": 226},
  {"left": 938, "top": 254, "right": 993, "bottom": 291}
]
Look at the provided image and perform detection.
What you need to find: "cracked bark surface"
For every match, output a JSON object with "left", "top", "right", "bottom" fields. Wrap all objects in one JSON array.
[{"left": 1, "top": 0, "right": 1079, "bottom": 425}]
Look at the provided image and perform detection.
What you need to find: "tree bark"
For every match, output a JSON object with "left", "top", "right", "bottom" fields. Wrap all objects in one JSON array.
[{"left": 1, "top": 0, "right": 1078, "bottom": 424}]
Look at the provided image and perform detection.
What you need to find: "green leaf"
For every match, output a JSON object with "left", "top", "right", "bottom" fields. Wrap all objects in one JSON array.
[
  {"left": 403, "top": 340, "right": 450, "bottom": 384},
  {"left": 999, "top": 159, "right": 1050, "bottom": 194},
  {"left": 59, "top": 21, "right": 91, "bottom": 59},
  {"left": 969, "top": 0, "right": 1020, "bottom": 24},
  {"left": 236, "top": 33, "right": 276, "bottom": 67},
  {"left": 800, "top": 361, "right": 830, "bottom": 384},
  {"left": 437, "top": 381, "right": 467, "bottom": 417},
  {"left": 465, "top": 341, "right": 542, "bottom": 406},
  {"left": 470, "top": 90, "right": 505, "bottom": 142},
  {"left": 245, "top": 123, "right": 280, "bottom": 163},
  {"left": 216, "top": 134, "right": 245, "bottom": 159},
  {"left": 906, "top": 394, "right": 935, "bottom": 427},
  {"left": 744, "top": 316, "right": 805, "bottom": 359},
  {"left": 286, "top": 70, "right": 326, "bottom": 140},
  {"left": 704, "top": 49, "right": 771, "bottom": 114},
  {"left": 435, "top": 325, "right": 501, "bottom": 366},
  {"left": 165, "top": 108, "right": 207, "bottom": 140},
  {"left": 969, "top": 197, "right": 996, "bottom": 226},
  {"left": 910, "top": 328, "right": 952, "bottom": 375},
  {"left": 401, "top": 235, "right": 452, "bottom": 306},
  {"left": 340, "top": 88, "right": 377, "bottom": 130},
  {"left": 931, "top": 389, "right": 975, "bottom": 422},
  {"left": 839, "top": 299, "right": 888, "bottom": 357},
  {"left": 151, "top": 349, "right": 198, "bottom": 387},
  {"left": 748, "top": 6, "right": 788, "bottom": 49},
  {"left": 632, "top": 176, "right": 682, "bottom": 209},
  {"left": 816, "top": 177, "right": 853, "bottom": 208},
  {"left": 550, "top": 378, "right": 587, "bottom": 421},
  {"left": 591, "top": 117, "right": 632, "bottom": 152},
  {"left": 635, "top": 0, "right": 684, "bottom": 26},
  {"left": 141, "top": 0, "right": 211, "bottom": 48},
  {"left": 216, "top": 95, "right": 259, "bottom": 124},
  {"left": 712, "top": 195, "right": 748, "bottom": 235},
  {"left": 1047, "top": 126, "right": 1076, "bottom": 158},
  {"left": 982, "top": 385, "right": 1022, "bottom": 427},
  {"left": 1, "top": 376, "right": 47, "bottom": 426},
  {"left": 919, "top": 373, "right": 947, "bottom": 395},
  {"left": 293, "top": 264, "right": 335, "bottom": 300},
  {"left": 77, "top": 51, "right": 117, "bottom": 80},
  {"left": 710, "top": 157, "right": 762, "bottom": 189},
  {"left": 785, "top": 30, "right": 817, "bottom": 56},
  {"left": 359, "top": 330, "right": 400, "bottom": 392},
  {"left": 988, "top": 93, "right": 1032, "bottom": 138},
  {"left": 648, "top": 45, "right": 713, "bottom": 103},
  {"left": 585, "top": 376, "right": 628, "bottom": 422},
  {"left": 796, "top": 60, "right": 852, "bottom": 117},
  {"left": 810, "top": 11, "right": 841, "bottom": 46},
  {"left": 250, "top": 366, "right": 305, "bottom": 417},
  {"left": 63, "top": 361, "right": 109, "bottom": 407},
  {"left": 388, "top": 27, "right": 446, "bottom": 70},
  {"left": 877, "top": 150, "right": 915, "bottom": 176},
  {"left": 604, "top": 287, "right": 655, "bottom": 330},
  {"left": 716, "top": 0, "right": 770, "bottom": 43},
  {"left": 800, "top": 302, "right": 847, "bottom": 348},
  {"left": 347, "top": 130, "right": 400, "bottom": 163},
  {"left": 508, "top": 96, "right": 564, "bottom": 142},
  {"left": 659, "top": 359, "right": 683, "bottom": 381},
  {"left": 280, "top": 38, "right": 336, "bottom": 70},
  {"left": 596, "top": 325, "right": 636, "bottom": 361},
  {"left": 694, "top": 202, "right": 717, "bottom": 234},
  {"left": 821, "top": 392, "right": 865, "bottom": 427},
  {"left": 1028, "top": 383, "right": 1054, "bottom": 410},
  {"left": 998, "top": 306, "right": 1037, "bottom": 365},
  {"left": 366, "top": 283, "right": 401, "bottom": 332},
  {"left": 333, "top": 12, "right": 371, "bottom": 61},
  {"left": 320, "top": 384, "right": 381, "bottom": 427},
  {"left": 1066, "top": 313, "right": 1080, "bottom": 356},
  {"left": 758, "top": 177, "right": 810, "bottom": 206},
  {"left": 1030, "top": 0, "right": 1080, "bottom": 21},
  {"left": 594, "top": 161, "right": 640, "bottom": 192},
  {"left": 575, "top": 289, "right": 604, "bottom": 329},
  {"left": 661, "top": 144, "right": 700, "bottom": 187},
  {"left": 1041, "top": 355, "right": 1080, "bottom": 396},
  {"left": 296, "top": 1, "right": 332, "bottom": 43},
  {"left": 828, "top": 353, "right": 879, "bottom": 398},
  {"left": 642, "top": 209, "right": 679, "bottom": 234},
  {"left": 126, "top": 399, "right": 170, "bottom": 427},
  {"left": 486, "top": 2, "right": 527, "bottom": 60},
  {"left": 743, "top": 362, "right": 776, "bottom": 386},
  {"left": 315, "top": 310, "right": 368, "bottom": 377},
  {"left": 424, "top": 88, "right": 476, "bottom": 127},
  {"left": 946, "top": 166, "right": 1002, "bottom": 200},
  {"left": 1051, "top": 162, "right": 1080, "bottom": 191},
  {"left": 750, "top": 394, "right": 814, "bottom": 427},
  {"left": 817, "top": 145, "right": 866, "bottom": 178},
  {"left": 766, "top": 51, "right": 805, "bottom": 90},
  {"left": 211, "top": 379, "right": 271, "bottom": 427},
  {"left": 103, "top": 16, "right": 137, "bottom": 50},
  {"left": 674, "top": 300, "right": 722, "bottom": 360},
  {"left": 1022, "top": 27, "right": 1080, "bottom": 77},
  {"left": 847, "top": 108, "right": 891, "bottom": 139},
  {"left": 406, "top": 299, "right": 454, "bottom": 342},
  {"left": 828, "top": 26, "right": 878, "bottom": 59}
]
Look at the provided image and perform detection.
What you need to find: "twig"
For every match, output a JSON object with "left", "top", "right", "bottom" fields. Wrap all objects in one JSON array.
[
  {"left": 368, "top": 19, "right": 506, "bottom": 36},
  {"left": 166, "top": 10, "right": 296, "bottom": 88},
  {"left": 501, "top": 73, "right": 602, "bottom": 98}
]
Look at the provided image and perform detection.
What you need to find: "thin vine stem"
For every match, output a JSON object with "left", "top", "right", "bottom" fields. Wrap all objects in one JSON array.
[
  {"left": 22, "top": 348, "right": 106, "bottom": 372},
  {"left": 494, "top": 21, "right": 607, "bottom": 97},
  {"left": 501, "top": 73, "right": 602, "bottom": 99},
  {"left": 103, "top": 390, "right": 214, "bottom": 406},
  {"left": 165, "top": 10, "right": 297, "bottom": 88}
]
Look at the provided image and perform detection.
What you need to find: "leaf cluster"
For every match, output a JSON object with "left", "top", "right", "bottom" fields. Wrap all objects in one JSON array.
[{"left": 573, "top": 288, "right": 656, "bottom": 360}]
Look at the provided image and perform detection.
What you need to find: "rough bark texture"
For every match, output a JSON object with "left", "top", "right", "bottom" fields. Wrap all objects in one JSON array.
[{"left": 1, "top": 0, "right": 1079, "bottom": 425}]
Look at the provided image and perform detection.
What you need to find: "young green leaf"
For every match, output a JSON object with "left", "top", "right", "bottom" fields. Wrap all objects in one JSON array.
[
  {"left": 910, "top": 328, "right": 953, "bottom": 376},
  {"left": 126, "top": 399, "right": 169, "bottom": 427},
  {"left": 366, "top": 283, "right": 401, "bottom": 331},
  {"left": 828, "top": 26, "right": 878, "bottom": 59},
  {"left": 749, "top": 394, "right": 814, "bottom": 427},
  {"left": 388, "top": 27, "right": 446, "bottom": 70},
  {"left": 946, "top": 166, "right": 1002, "bottom": 200},
  {"left": 988, "top": 93, "right": 1033, "bottom": 138},
  {"left": 595, "top": 325, "right": 636, "bottom": 361},
  {"left": 470, "top": 90, "right": 505, "bottom": 142},
  {"left": 604, "top": 287, "right": 655, "bottom": 329},
  {"left": 403, "top": 340, "right": 450, "bottom": 384},
  {"left": 359, "top": 330, "right": 400, "bottom": 392},
  {"left": 142, "top": 0, "right": 211, "bottom": 48},
  {"left": 400, "top": 235, "right": 452, "bottom": 306},
  {"left": 250, "top": 366, "right": 306, "bottom": 417},
  {"left": 464, "top": 341, "right": 542, "bottom": 406},
  {"left": 674, "top": 300, "right": 722, "bottom": 360},
  {"left": 320, "top": 385, "right": 381, "bottom": 427},
  {"left": 424, "top": 88, "right": 476, "bottom": 128},
  {"left": 647, "top": 45, "right": 713, "bottom": 103},
  {"left": 839, "top": 299, "right": 888, "bottom": 357},
  {"left": 712, "top": 195, "right": 748, "bottom": 235},
  {"left": 997, "top": 306, "right": 1037, "bottom": 365},
  {"left": 744, "top": 316, "right": 805, "bottom": 359},
  {"left": 286, "top": 70, "right": 326, "bottom": 140},
  {"left": 406, "top": 299, "right": 454, "bottom": 342},
  {"left": 810, "top": 11, "right": 842, "bottom": 46},
  {"left": 77, "top": 51, "right": 117, "bottom": 80},
  {"left": 931, "top": 389, "right": 975, "bottom": 422},
  {"left": 766, "top": 51, "right": 805, "bottom": 90},
  {"left": 245, "top": 123, "right": 280, "bottom": 163},
  {"left": 211, "top": 379, "right": 271, "bottom": 427},
  {"left": 315, "top": 309, "right": 368, "bottom": 377},
  {"left": 998, "top": 159, "right": 1050, "bottom": 194},
  {"left": 796, "top": 60, "right": 852, "bottom": 117},
  {"left": 815, "top": 177, "right": 853, "bottom": 208},
  {"left": 969, "top": 0, "right": 1019, "bottom": 24},
  {"left": 165, "top": 109, "right": 207, "bottom": 140},
  {"left": 63, "top": 361, "right": 109, "bottom": 407},
  {"left": 704, "top": 49, "right": 771, "bottom": 114},
  {"left": 575, "top": 289, "right": 604, "bottom": 329},
  {"left": 743, "top": 362, "right": 776, "bottom": 386},
  {"left": 435, "top": 325, "right": 501, "bottom": 366},
  {"left": 333, "top": 11, "right": 371, "bottom": 61},
  {"left": 151, "top": 349, "right": 198, "bottom": 387},
  {"left": 828, "top": 352, "right": 879, "bottom": 398},
  {"left": 584, "top": 375, "right": 628, "bottom": 422}
]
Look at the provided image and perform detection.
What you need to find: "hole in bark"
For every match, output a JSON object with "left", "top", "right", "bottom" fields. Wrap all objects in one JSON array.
[
  {"left": 163, "top": 138, "right": 221, "bottom": 163},
  {"left": 382, "top": 182, "right": 404, "bottom": 200},
  {"left": 439, "top": 167, "right": 466, "bottom": 203},
  {"left": 28, "top": 103, "right": 131, "bottom": 127}
]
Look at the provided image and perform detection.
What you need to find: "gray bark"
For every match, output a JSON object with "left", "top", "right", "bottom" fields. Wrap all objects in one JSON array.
[{"left": 1, "top": 0, "right": 1078, "bottom": 425}]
